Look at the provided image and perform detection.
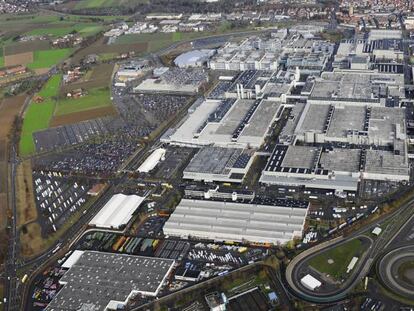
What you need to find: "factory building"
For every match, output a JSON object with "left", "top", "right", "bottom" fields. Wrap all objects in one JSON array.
[
  {"left": 163, "top": 198, "right": 309, "bottom": 245},
  {"left": 293, "top": 103, "right": 406, "bottom": 146},
  {"left": 260, "top": 141, "right": 409, "bottom": 192},
  {"left": 183, "top": 146, "right": 255, "bottom": 183},
  {"left": 162, "top": 98, "right": 283, "bottom": 148},
  {"left": 46, "top": 251, "right": 175, "bottom": 311},
  {"left": 89, "top": 194, "right": 145, "bottom": 229}
]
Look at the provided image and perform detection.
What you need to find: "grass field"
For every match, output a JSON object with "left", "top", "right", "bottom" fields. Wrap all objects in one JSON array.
[
  {"left": 19, "top": 75, "right": 61, "bottom": 156},
  {"left": 75, "top": 0, "right": 148, "bottom": 9},
  {"left": 54, "top": 87, "right": 111, "bottom": 116},
  {"left": 16, "top": 160, "right": 37, "bottom": 226},
  {"left": 27, "top": 48, "right": 72, "bottom": 69},
  {"left": 115, "top": 31, "right": 223, "bottom": 53},
  {"left": 308, "top": 238, "right": 365, "bottom": 280},
  {"left": 38, "top": 74, "right": 61, "bottom": 98},
  {"left": 0, "top": 48, "right": 3, "bottom": 67},
  {"left": 26, "top": 24, "right": 103, "bottom": 38}
]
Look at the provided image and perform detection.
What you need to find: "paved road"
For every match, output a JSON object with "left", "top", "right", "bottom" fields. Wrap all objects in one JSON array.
[
  {"left": 4, "top": 145, "right": 21, "bottom": 310},
  {"left": 378, "top": 245, "right": 414, "bottom": 298},
  {"left": 285, "top": 196, "right": 414, "bottom": 303}
]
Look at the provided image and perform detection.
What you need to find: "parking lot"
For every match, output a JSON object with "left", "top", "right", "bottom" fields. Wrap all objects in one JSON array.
[
  {"left": 150, "top": 146, "right": 195, "bottom": 179},
  {"left": 33, "top": 117, "right": 115, "bottom": 153},
  {"left": 30, "top": 266, "right": 66, "bottom": 311},
  {"left": 33, "top": 134, "right": 140, "bottom": 175},
  {"left": 136, "top": 215, "right": 167, "bottom": 237},
  {"left": 33, "top": 170, "right": 90, "bottom": 236}
]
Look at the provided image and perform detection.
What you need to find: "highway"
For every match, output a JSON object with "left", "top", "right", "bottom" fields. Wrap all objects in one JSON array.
[
  {"left": 285, "top": 195, "right": 414, "bottom": 303},
  {"left": 4, "top": 144, "right": 21, "bottom": 310}
]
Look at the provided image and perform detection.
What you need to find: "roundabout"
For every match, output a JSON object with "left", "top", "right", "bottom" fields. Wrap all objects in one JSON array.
[{"left": 378, "top": 245, "right": 414, "bottom": 300}]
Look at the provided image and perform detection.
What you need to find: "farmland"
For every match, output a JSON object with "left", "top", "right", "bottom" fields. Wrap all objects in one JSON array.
[
  {"left": 19, "top": 74, "right": 62, "bottom": 156},
  {"left": 4, "top": 51, "right": 33, "bottom": 67},
  {"left": 27, "top": 48, "right": 72, "bottom": 70},
  {"left": 75, "top": 0, "right": 149, "bottom": 9},
  {"left": 60, "top": 63, "right": 114, "bottom": 94},
  {"left": 54, "top": 87, "right": 112, "bottom": 116},
  {"left": 25, "top": 24, "right": 103, "bottom": 38}
]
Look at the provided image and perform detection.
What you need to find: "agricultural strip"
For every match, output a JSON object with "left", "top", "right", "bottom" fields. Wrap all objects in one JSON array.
[
  {"left": 19, "top": 74, "right": 62, "bottom": 156},
  {"left": 54, "top": 87, "right": 112, "bottom": 116},
  {"left": 27, "top": 48, "right": 72, "bottom": 70},
  {"left": 50, "top": 106, "right": 117, "bottom": 127}
]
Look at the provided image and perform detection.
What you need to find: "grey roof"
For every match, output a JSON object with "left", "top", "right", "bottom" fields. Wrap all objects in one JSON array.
[
  {"left": 46, "top": 251, "right": 174, "bottom": 311},
  {"left": 163, "top": 199, "right": 308, "bottom": 245}
]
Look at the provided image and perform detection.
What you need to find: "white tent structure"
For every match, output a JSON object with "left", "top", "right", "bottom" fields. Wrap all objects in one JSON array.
[
  {"left": 89, "top": 194, "right": 145, "bottom": 229},
  {"left": 137, "top": 148, "right": 166, "bottom": 173},
  {"left": 300, "top": 274, "right": 321, "bottom": 291}
]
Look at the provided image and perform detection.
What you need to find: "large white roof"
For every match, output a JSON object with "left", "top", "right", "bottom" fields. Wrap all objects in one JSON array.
[
  {"left": 137, "top": 148, "right": 166, "bottom": 173},
  {"left": 300, "top": 274, "right": 321, "bottom": 291},
  {"left": 89, "top": 194, "right": 145, "bottom": 229},
  {"left": 61, "top": 250, "right": 84, "bottom": 269}
]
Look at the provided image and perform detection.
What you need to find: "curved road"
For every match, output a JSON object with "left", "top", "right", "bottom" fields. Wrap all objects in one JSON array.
[
  {"left": 378, "top": 245, "right": 414, "bottom": 299},
  {"left": 285, "top": 196, "right": 414, "bottom": 303}
]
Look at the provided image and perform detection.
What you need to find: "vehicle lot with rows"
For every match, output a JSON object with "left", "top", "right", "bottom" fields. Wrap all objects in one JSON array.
[{"left": 33, "top": 170, "right": 90, "bottom": 236}]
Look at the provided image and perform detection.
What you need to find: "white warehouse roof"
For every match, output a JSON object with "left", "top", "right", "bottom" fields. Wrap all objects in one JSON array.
[
  {"left": 61, "top": 250, "right": 84, "bottom": 269},
  {"left": 137, "top": 148, "right": 166, "bottom": 173},
  {"left": 163, "top": 199, "right": 308, "bottom": 245},
  {"left": 174, "top": 49, "right": 215, "bottom": 68},
  {"left": 89, "top": 194, "right": 145, "bottom": 229},
  {"left": 300, "top": 274, "right": 321, "bottom": 291}
]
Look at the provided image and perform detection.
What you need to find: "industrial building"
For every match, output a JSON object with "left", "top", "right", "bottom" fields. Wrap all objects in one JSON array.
[
  {"left": 134, "top": 67, "right": 209, "bottom": 95},
  {"left": 208, "top": 31, "right": 334, "bottom": 74},
  {"left": 174, "top": 49, "right": 215, "bottom": 68},
  {"left": 137, "top": 148, "right": 166, "bottom": 173},
  {"left": 184, "top": 185, "right": 256, "bottom": 202},
  {"left": 46, "top": 251, "right": 175, "bottom": 311},
  {"left": 307, "top": 71, "right": 405, "bottom": 107},
  {"left": 116, "top": 60, "right": 149, "bottom": 82},
  {"left": 300, "top": 274, "right": 321, "bottom": 291},
  {"left": 260, "top": 142, "right": 409, "bottom": 191},
  {"left": 293, "top": 103, "right": 406, "bottom": 146},
  {"left": 183, "top": 146, "right": 255, "bottom": 183},
  {"left": 208, "top": 35, "right": 284, "bottom": 71},
  {"left": 89, "top": 194, "right": 145, "bottom": 229},
  {"left": 163, "top": 198, "right": 309, "bottom": 245},
  {"left": 162, "top": 98, "right": 283, "bottom": 148}
]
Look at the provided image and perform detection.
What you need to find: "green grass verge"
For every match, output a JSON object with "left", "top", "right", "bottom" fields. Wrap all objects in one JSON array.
[
  {"left": 0, "top": 56, "right": 3, "bottom": 68},
  {"left": 19, "top": 74, "right": 61, "bottom": 156},
  {"left": 54, "top": 87, "right": 111, "bottom": 115},
  {"left": 27, "top": 48, "right": 72, "bottom": 69},
  {"left": 309, "top": 238, "right": 364, "bottom": 280}
]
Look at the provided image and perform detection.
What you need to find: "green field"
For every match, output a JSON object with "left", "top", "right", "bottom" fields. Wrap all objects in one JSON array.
[
  {"left": 0, "top": 56, "right": 3, "bottom": 68},
  {"left": 54, "top": 87, "right": 111, "bottom": 115},
  {"left": 28, "top": 49, "right": 72, "bottom": 69},
  {"left": 75, "top": 0, "right": 148, "bottom": 9},
  {"left": 308, "top": 238, "right": 365, "bottom": 280},
  {"left": 38, "top": 74, "right": 61, "bottom": 98},
  {"left": 26, "top": 24, "right": 103, "bottom": 38},
  {"left": 19, "top": 74, "right": 61, "bottom": 156},
  {"left": 115, "top": 32, "right": 176, "bottom": 53}
]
